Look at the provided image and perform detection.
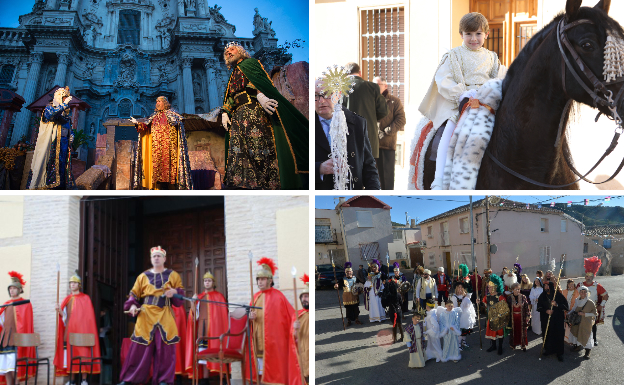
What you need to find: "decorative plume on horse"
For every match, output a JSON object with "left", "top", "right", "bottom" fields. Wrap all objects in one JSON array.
[{"left": 409, "top": 0, "right": 624, "bottom": 190}]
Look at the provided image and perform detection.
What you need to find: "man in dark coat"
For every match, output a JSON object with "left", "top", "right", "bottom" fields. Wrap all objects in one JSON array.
[
  {"left": 373, "top": 77, "right": 406, "bottom": 190},
  {"left": 537, "top": 281, "right": 569, "bottom": 361},
  {"left": 315, "top": 80, "right": 380, "bottom": 190},
  {"left": 342, "top": 63, "right": 388, "bottom": 160}
]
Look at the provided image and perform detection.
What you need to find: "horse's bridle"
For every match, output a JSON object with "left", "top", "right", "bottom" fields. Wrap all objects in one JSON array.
[{"left": 486, "top": 18, "right": 624, "bottom": 188}]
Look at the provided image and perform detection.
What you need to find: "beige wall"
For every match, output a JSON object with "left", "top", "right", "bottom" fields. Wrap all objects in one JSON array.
[
  {"left": 314, "top": 208, "right": 346, "bottom": 264},
  {"left": 0, "top": 196, "right": 24, "bottom": 239}
]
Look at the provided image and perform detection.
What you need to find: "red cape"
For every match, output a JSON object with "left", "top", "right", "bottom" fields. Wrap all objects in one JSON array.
[
  {"left": 289, "top": 309, "right": 308, "bottom": 384},
  {"left": 0, "top": 298, "right": 35, "bottom": 385},
  {"left": 184, "top": 290, "right": 230, "bottom": 377},
  {"left": 243, "top": 288, "right": 302, "bottom": 385},
  {"left": 53, "top": 293, "right": 101, "bottom": 376},
  {"left": 172, "top": 305, "right": 187, "bottom": 375}
]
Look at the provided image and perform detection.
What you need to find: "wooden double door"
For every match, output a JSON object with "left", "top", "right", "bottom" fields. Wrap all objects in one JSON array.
[{"left": 79, "top": 197, "right": 226, "bottom": 384}]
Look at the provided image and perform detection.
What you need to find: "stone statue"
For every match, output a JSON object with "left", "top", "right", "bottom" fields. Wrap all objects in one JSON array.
[
  {"left": 161, "top": 29, "right": 171, "bottom": 49},
  {"left": 192, "top": 72, "right": 202, "bottom": 97},
  {"left": 253, "top": 8, "right": 263, "bottom": 33},
  {"left": 184, "top": 0, "right": 196, "bottom": 9},
  {"left": 252, "top": 8, "right": 276, "bottom": 37},
  {"left": 114, "top": 53, "right": 138, "bottom": 88},
  {"left": 84, "top": 26, "right": 95, "bottom": 46}
]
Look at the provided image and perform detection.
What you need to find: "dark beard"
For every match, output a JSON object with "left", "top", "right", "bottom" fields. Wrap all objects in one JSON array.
[{"left": 303, "top": 303, "right": 309, "bottom": 310}]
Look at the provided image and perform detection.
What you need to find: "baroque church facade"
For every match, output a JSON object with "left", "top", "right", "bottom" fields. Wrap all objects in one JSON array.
[{"left": 0, "top": 0, "right": 288, "bottom": 153}]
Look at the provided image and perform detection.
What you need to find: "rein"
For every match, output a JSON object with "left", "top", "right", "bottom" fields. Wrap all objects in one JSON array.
[{"left": 486, "top": 18, "right": 624, "bottom": 188}]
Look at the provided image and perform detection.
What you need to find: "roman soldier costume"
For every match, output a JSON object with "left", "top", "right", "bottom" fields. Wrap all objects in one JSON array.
[{"left": 576, "top": 256, "right": 608, "bottom": 345}]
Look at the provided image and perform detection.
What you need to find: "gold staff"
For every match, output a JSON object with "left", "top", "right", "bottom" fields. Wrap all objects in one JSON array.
[{"left": 332, "top": 256, "right": 346, "bottom": 330}]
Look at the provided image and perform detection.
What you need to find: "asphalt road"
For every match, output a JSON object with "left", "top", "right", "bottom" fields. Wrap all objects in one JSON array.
[{"left": 315, "top": 275, "right": 624, "bottom": 385}]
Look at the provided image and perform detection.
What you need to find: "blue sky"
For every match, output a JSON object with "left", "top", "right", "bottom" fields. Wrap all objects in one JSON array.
[
  {"left": 0, "top": 0, "right": 308, "bottom": 63},
  {"left": 315, "top": 195, "right": 624, "bottom": 226}
]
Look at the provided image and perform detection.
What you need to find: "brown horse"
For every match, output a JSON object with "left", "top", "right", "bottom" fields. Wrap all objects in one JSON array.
[{"left": 423, "top": 0, "right": 624, "bottom": 189}]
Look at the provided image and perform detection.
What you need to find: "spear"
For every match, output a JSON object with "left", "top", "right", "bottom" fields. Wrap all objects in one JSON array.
[
  {"left": 332, "top": 256, "right": 345, "bottom": 330},
  {"left": 539, "top": 254, "right": 566, "bottom": 360},
  {"left": 291, "top": 267, "right": 306, "bottom": 385},
  {"left": 193, "top": 257, "right": 199, "bottom": 385},
  {"left": 53, "top": 262, "right": 60, "bottom": 385},
  {"left": 248, "top": 251, "right": 254, "bottom": 300},
  {"left": 474, "top": 264, "right": 482, "bottom": 350}
]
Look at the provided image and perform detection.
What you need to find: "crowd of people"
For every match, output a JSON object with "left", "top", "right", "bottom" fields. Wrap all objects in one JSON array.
[
  {"left": 0, "top": 247, "right": 309, "bottom": 385},
  {"left": 334, "top": 256, "right": 609, "bottom": 368}
]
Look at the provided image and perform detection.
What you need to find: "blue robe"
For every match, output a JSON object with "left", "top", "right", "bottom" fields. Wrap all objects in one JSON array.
[{"left": 437, "top": 307, "right": 462, "bottom": 362}]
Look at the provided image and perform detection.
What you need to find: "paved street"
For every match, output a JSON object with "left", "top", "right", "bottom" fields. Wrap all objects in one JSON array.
[{"left": 315, "top": 275, "right": 624, "bottom": 384}]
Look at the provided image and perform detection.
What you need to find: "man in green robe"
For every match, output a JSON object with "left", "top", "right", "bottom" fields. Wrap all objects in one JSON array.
[{"left": 221, "top": 42, "right": 308, "bottom": 189}]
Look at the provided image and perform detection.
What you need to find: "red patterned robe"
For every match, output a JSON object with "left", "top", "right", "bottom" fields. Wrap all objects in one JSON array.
[{"left": 506, "top": 294, "right": 530, "bottom": 349}]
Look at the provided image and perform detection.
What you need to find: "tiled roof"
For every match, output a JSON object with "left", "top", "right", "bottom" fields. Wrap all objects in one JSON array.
[
  {"left": 418, "top": 198, "right": 583, "bottom": 227},
  {"left": 336, "top": 195, "right": 392, "bottom": 209},
  {"left": 585, "top": 224, "right": 624, "bottom": 236}
]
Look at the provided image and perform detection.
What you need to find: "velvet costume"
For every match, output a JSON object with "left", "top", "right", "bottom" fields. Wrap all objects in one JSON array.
[
  {"left": 119, "top": 269, "right": 184, "bottom": 385},
  {"left": 132, "top": 109, "right": 193, "bottom": 190},
  {"left": 537, "top": 283, "right": 569, "bottom": 357},
  {"left": 389, "top": 273, "right": 408, "bottom": 313},
  {"left": 437, "top": 307, "right": 462, "bottom": 362},
  {"left": 405, "top": 321, "right": 426, "bottom": 368},
  {"left": 27, "top": 102, "right": 74, "bottom": 189},
  {"left": 53, "top": 293, "right": 101, "bottom": 376},
  {"left": 506, "top": 294, "right": 530, "bottom": 349},
  {"left": 223, "top": 58, "right": 308, "bottom": 190},
  {"left": 342, "top": 277, "right": 360, "bottom": 321}
]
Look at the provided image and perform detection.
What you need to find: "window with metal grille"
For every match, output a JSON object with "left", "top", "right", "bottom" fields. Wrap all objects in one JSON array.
[
  {"left": 360, "top": 242, "right": 380, "bottom": 261},
  {"left": 360, "top": 7, "right": 405, "bottom": 105},
  {"left": 396, "top": 252, "right": 403, "bottom": 259},
  {"left": 516, "top": 23, "right": 538, "bottom": 55},
  {"left": 539, "top": 246, "right": 550, "bottom": 265},
  {"left": 119, "top": 99, "right": 132, "bottom": 118},
  {"left": 118, "top": 10, "right": 141, "bottom": 45},
  {"left": 459, "top": 217, "right": 469, "bottom": 234},
  {"left": 393, "top": 230, "right": 402, "bottom": 240},
  {"left": 485, "top": 25, "right": 503, "bottom": 61},
  {"left": 0, "top": 65, "right": 15, "bottom": 85}
]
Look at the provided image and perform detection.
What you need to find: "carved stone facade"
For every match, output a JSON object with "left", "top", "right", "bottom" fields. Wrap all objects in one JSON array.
[{"left": 0, "top": 0, "right": 289, "bottom": 153}]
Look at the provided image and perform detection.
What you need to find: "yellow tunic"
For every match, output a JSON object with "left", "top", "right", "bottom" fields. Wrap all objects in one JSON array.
[
  {"left": 129, "top": 269, "right": 183, "bottom": 345},
  {"left": 252, "top": 293, "right": 265, "bottom": 357}
]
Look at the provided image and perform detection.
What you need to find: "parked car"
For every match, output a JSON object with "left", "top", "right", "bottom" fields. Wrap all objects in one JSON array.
[{"left": 315, "top": 264, "right": 345, "bottom": 289}]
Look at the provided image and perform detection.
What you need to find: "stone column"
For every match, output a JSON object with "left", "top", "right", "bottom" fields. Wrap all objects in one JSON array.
[
  {"left": 11, "top": 53, "right": 44, "bottom": 146},
  {"left": 204, "top": 58, "right": 220, "bottom": 111},
  {"left": 182, "top": 58, "right": 195, "bottom": 113},
  {"left": 54, "top": 53, "right": 70, "bottom": 87},
  {"left": 0, "top": 109, "right": 16, "bottom": 147}
]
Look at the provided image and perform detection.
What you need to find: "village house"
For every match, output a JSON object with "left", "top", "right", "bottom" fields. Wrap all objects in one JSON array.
[
  {"left": 584, "top": 224, "right": 624, "bottom": 276},
  {"left": 419, "top": 198, "right": 585, "bottom": 278}
]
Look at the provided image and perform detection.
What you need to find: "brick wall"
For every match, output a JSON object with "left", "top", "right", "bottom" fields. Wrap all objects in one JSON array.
[{"left": 0, "top": 196, "right": 82, "bottom": 372}]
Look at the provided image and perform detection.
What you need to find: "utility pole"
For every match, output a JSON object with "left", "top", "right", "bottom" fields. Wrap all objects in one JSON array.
[{"left": 485, "top": 196, "right": 492, "bottom": 269}]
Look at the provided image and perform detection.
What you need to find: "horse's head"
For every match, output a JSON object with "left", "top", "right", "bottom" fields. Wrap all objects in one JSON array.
[{"left": 562, "top": 0, "right": 624, "bottom": 122}]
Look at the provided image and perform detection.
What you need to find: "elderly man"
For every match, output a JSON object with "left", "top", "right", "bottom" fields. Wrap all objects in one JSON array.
[
  {"left": 221, "top": 42, "right": 308, "bottom": 190},
  {"left": 342, "top": 63, "right": 388, "bottom": 162},
  {"left": 373, "top": 77, "right": 406, "bottom": 190},
  {"left": 130, "top": 96, "right": 193, "bottom": 190},
  {"left": 315, "top": 79, "right": 380, "bottom": 190}
]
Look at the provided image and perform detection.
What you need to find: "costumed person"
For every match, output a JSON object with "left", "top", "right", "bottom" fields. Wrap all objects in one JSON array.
[
  {"left": 185, "top": 271, "right": 229, "bottom": 380},
  {"left": 562, "top": 279, "right": 579, "bottom": 344},
  {"left": 53, "top": 271, "right": 101, "bottom": 384},
  {"left": 415, "top": 269, "right": 438, "bottom": 311},
  {"left": 291, "top": 274, "right": 309, "bottom": 384},
  {"left": 576, "top": 256, "right": 608, "bottom": 346},
  {"left": 413, "top": 12, "right": 506, "bottom": 190},
  {"left": 478, "top": 268, "right": 492, "bottom": 314},
  {"left": 451, "top": 282, "right": 476, "bottom": 349},
  {"left": 503, "top": 268, "right": 517, "bottom": 294},
  {"left": 436, "top": 302, "right": 462, "bottom": 362},
  {"left": 245, "top": 258, "right": 301, "bottom": 385},
  {"left": 0, "top": 272, "right": 35, "bottom": 385},
  {"left": 118, "top": 246, "right": 184, "bottom": 385},
  {"left": 405, "top": 313, "right": 426, "bottom": 368},
  {"left": 130, "top": 96, "right": 193, "bottom": 190},
  {"left": 172, "top": 304, "right": 186, "bottom": 379},
  {"left": 423, "top": 300, "right": 442, "bottom": 363},
  {"left": 468, "top": 269, "right": 482, "bottom": 305},
  {"left": 537, "top": 281, "right": 569, "bottom": 362},
  {"left": 519, "top": 274, "right": 532, "bottom": 303},
  {"left": 544, "top": 270, "right": 555, "bottom": 286},
  {"left": 363, "top": 259, "right": 386, "bottom": 322},
  {"left": 27, "top": 86, "right": 74, "bottom": 190},
  {"left": 412, "top": 266, "right": 424, "bottom": 311},
  {"left": 453, "top": 264, "right": 472, "bottom": 294},
  {"left": 390, "top": 262, "right": 409, "bottom": 314},
  {"left": 529, "top": 277, "right": 544, "bottom": 335},
  {"left": 483, "top": 274, "right": 507, "bottom": 355},
  {"left": 500, "top": 267, "right": 508, "bottom": 281},
  {"left": 432, "top": 267, "right": 449, "bottom": 306},
  {"left": 568, "top": 286, "right": 597, "bottom": 359},
  {"left": 221, "top": 42, "right": 308, "bottom": 190},
  {"left": 336, "top": 263, "right": 362, "bottom": 326},
  {"left": 513, "top": 263, "right": 522, "bottom": 283},
  {"left": 506, "top": 283, "right": 530, "bottom": 352}
]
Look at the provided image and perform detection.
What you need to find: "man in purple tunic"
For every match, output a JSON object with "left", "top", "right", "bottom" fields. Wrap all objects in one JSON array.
[{"left": 118, "top": 246, "right": 184, "bottom": 385}]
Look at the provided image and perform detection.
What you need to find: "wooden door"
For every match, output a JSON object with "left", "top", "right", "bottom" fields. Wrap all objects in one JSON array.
[
  {"left": 444, "top": 252, "right": 452, "bottom": 272},
  {"left": 79, "top": 198, "right": 130, "bottom": 385},
  {"left": 143, "top": 208, "right": 227, "bottom": 308}
]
